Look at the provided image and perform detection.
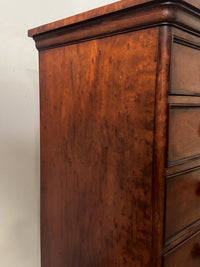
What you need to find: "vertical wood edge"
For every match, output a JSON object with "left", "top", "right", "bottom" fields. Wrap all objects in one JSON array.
[
  {"left": 39, "top": 50, "right": 45, "bottom": 267},
  {"left": 151, "top": 25, "right": 172, "bottom": 267}
]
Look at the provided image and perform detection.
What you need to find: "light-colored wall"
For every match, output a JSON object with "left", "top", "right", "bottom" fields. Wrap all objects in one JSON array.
[{"left": 0, "top": 1, "right": 116, "bottom": 266}]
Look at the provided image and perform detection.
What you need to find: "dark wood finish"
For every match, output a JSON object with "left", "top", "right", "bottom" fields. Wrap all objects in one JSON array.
[
  {"left": 168, "top": 106, "right": 200, "bottom": 164},
  {"left": 172, "top": 26, "right": 200, "bottom": 46},
  {"left": 165, "top": 168, "right": 200, "bottom": 239},
  {"left": 164, "top": 219, "right": 200, "bottom": 253},
  {"left": 166, "top": 97, "right": 200, "bottom": 171},
  {"left": 166, "top": 157, "right": 200, "bottom": 176},
  {"left": 28, "top": 0, "right": 200, "bottom": 266},
  {"left": 171, "top": 42, "right": 200, "bottom": 95},
  {"left": 163, "top": 231, "right": 200, "bottom": 267},
  {"left": 40, "top": 29, "right": 158, "bottom": 267},
  {"left": 151, "top": 25, "right": 172, "bottom": 267}
]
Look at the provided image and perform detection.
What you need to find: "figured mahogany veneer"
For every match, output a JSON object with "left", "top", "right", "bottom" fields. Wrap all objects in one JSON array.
[
  {"left": 29, "top": 0, "right": 200, "bottom": 267},
  {"left": 39, "top": 29, "right": 158, "bottom": 267}
]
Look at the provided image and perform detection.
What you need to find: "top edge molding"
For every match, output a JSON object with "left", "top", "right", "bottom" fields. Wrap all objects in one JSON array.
[
  {"left": 29, "top": 0, "right": 200, "bottom": 51},
  {"left": 28, "top": 0, "right": 200, "bottom": 37}
]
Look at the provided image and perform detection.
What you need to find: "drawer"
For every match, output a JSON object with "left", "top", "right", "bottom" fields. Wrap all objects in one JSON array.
[
  {"left": 165, "top": 168, "right": 200, "bottom": 239},
  {"left": 168, "top": 106, "right": 200, "bottom": 164},
  {"left": 163, "top": 231, "right": 200, "bottom": 267},
  {"left": 171, "top": 42, "right": 200, "bottom": 95}
]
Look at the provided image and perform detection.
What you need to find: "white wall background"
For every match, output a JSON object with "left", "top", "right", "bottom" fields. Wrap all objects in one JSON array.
[{"left": 0, "top": 1, "right": 117, "bottom": 266}]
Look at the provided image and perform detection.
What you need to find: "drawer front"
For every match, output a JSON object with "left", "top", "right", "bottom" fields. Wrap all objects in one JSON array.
[
  {"left": 165, "top": 168, "right": 200, "bottom": 239},
  {"left": 164, "top": 231, "right": 200, "bottom": 267},
  {"left": 168, "top": 106, "right": 200, "bottom": 164},
  {"left": 171, "top": 42, "right": 200, "bottom": 95}
]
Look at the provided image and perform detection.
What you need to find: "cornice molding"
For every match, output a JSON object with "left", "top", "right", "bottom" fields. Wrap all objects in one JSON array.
[{"left": 31, "top": 1, "right": 200, "bottom": 51}]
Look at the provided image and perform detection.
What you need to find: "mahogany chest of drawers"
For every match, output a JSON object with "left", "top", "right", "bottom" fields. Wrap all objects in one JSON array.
[{"left": 29, "top": 1, "right": 200, "bottom": 266}]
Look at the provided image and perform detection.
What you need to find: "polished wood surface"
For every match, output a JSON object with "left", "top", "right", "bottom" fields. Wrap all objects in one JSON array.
[
  {"left": 28, "top": 0, "right": 157, "bottom": 36},
  {"left": 29, "top": 1, "right": 200, "bottom": 51},
  {"left": 165, "top": 168, "right": 200, "bottom": 239},
  {"left": 29, "top": 0, "right": 200, "bottom": 266},
  {"left": 40, "top": 29, "right": 158, "bottom": 267},
  {"left": 30, "top": 2, "right": 173, "bottom": 51},
  {"left": 168, "top": 96, "right": 200, "bottom": 105},
  {"left": 151, "top": 25, "right": 172, "bottom": 267},
  {"left": 163, "top": 231, "right": 200, "bottom": 267},
  {"left": 171, "top": 42, "right": 200, "bottom": 95},
  {"left": 168, "top": 106, "right": 200, "bottom": 164},
  {"left": 28, "top": 0, "right": 200, "bottom": 37},
  {"left": 164, "top": 219, "right": 200, "bottom": 253}
]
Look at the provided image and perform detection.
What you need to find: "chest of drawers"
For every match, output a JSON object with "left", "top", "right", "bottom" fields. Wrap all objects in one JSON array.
[{"left": 29, "top": 1, "right": 200, "bottom": 266}]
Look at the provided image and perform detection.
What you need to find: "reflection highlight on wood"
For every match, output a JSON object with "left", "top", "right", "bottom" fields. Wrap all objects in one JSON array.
[{"left": 29, "top": 1, "right": 200, "bottom": 266}]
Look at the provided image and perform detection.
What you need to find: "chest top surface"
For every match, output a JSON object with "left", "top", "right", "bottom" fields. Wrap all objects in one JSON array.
[{"left": 28, "top": 0, "right": 200, "bottom": 37}]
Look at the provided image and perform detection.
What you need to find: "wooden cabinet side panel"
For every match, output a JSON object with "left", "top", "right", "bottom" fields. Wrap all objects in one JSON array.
[{"left": 39, "top": 28, "right": 158, "bottom": 267}]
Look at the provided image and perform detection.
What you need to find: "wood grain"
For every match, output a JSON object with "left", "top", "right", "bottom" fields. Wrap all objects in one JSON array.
[
  {"left": 30, "top": 1, "right": 200, "bottom": 51},
  {"left": 39, "top": 28, "right": 158, "bottom": 267},
  {"left": 168, "top": 106, "right": 200, "bottom": 164},
  {"left": 172, "top": 27, "right": 200, "bottom": 46},
  {"left": 164, "top": 219, "right": 200, "bottom": 253},
  {"left": 32, "top": 3, "right": 169, "bottom": 51},
  {"left": 28, "top": 0, "right": 200, "bottom": 37},
  {"left": 171, "top": 42, "right": 200, "bottom": 95},
  {"left": 28, "top": 0, "right": 155, "bottom": 36},
  {"left": 163, "top": 231, "right": 200, "bottom": 267},
  {"left": 168, "top": 96, "right": 200, "bottom": 105},
  {"left": 28, "top": 1, "right": 200, "bottom": 265},
  {"left": 151, "top": 25, "right": 172, "bottom": 267},
  {"left": 166, "top": 157, "right": 200, "bottom": 176},
  {"left": 165, "top": 168, "right": 200, "bottom": 239}
]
